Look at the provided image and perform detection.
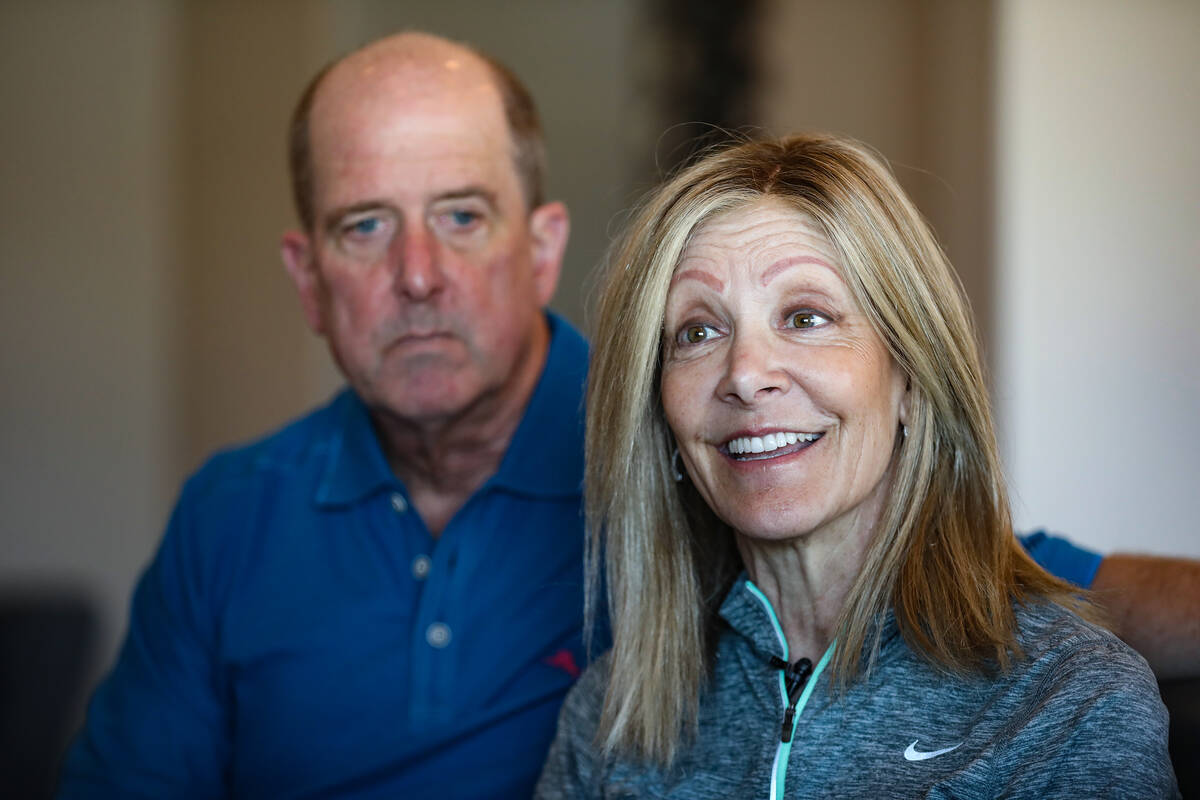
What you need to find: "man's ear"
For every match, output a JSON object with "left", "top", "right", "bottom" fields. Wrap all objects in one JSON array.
[
  {"left": 281, "top": 230, "right": 325, "bottom": 334},
  {"left": 528, "top": 201, "right": 569, "bottom": 306}
]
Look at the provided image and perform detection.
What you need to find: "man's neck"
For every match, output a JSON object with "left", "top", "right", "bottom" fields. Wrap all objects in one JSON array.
[{"left": 371, "top": 322, "right": 551, "bottom": 536}]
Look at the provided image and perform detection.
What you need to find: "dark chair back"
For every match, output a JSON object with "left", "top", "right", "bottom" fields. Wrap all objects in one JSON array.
[{"left": 0, "top": 592, "right": 98, "bottom": 800}]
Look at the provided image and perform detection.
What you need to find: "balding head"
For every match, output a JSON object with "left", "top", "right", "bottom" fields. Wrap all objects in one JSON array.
[{"left": 288, "top": 32, "right": 546, "bottom": 231}]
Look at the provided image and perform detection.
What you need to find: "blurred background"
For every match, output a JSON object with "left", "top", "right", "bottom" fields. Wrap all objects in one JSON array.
[{"left": 1, "top": 0, "right": 1197, "bottom": 794}]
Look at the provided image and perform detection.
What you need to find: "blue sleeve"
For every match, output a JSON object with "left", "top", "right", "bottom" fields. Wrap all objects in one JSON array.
[
  {"left": 1019, "top": 530, "right": 1104, "bottom": 589},
  {"left": 57, "top": 487, "right": 231, "bottom": 798}
]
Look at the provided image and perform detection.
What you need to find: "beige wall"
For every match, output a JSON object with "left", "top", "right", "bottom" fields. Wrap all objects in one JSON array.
[
  {"left": 1, "top": 0, "right": 180, "bottom": 675},
  {"left": 995, "top": 0, "right": 1200, "bottom": 556},
  {"left": 174, "top": 2, "right": 340, "bottom": 474}
]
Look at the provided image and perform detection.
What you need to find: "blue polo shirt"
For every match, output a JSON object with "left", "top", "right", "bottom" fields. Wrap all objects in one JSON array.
[
  {"left": 60, "top": 313, "right": 591, "bottom": 799},
  {"left": 1019, "top": 530, "right": 1104, "bottom": 588}
]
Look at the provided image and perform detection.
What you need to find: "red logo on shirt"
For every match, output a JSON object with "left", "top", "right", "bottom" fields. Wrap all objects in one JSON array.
[{"left": 544, "top": 649, "right": 581, "bottom": 679}]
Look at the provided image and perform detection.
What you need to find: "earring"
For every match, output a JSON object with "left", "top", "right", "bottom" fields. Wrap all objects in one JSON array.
[
  {"left": 671, "top": 447, "right": 684, "bottom": 482},
  {"left": 902, "top": 424, "right": 909, "bottom": 439}
]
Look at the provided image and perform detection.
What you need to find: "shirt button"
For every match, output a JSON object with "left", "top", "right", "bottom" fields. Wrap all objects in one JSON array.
[
  {"left": 390, "top": 493, "right": 407, "bottom": 513},
  {"left": 426, "top": 622, "right": 452, "bottom": 649},
  {"left": 411, "top": 555, "right": 432, "bottom": 580}
]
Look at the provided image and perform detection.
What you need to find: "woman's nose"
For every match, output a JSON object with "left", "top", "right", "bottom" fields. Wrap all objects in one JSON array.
[{"left": 716, "top": 329, "right": 789, "bottom": 406}]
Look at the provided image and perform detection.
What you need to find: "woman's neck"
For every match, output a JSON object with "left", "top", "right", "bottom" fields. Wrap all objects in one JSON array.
[{"left": 736, "top": 515, "right": 875, "bottom": 661}]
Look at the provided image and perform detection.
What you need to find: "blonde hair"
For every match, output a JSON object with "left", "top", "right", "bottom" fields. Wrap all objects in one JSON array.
[{"left": 586, "top": 133, "right": 1093, "bottom": 764}]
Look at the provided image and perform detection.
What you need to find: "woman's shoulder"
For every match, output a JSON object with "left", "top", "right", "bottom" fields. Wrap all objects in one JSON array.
[
  {"left": 984, "top": 600, "right": 1179, "bottom": 796},
  {"left": 556, "top": 650, "right": 612, "bottom": 729},
  {"left": 534, "top": 653, "right": 613, "bottom": 800},
  {"left": 1012, "top": 598, "right": 1150, "bottom": 678},
  {"left": 1007, "top": 598, "right": 1161, "bottom": 707}
]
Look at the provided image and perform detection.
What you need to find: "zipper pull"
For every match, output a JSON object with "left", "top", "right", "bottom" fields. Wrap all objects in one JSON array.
[
  {"left": 778, "top": 657, "right": 813, "bottom": 743},
  {"left": 779, "top": 706, "right": 796, "bottom": 742}
]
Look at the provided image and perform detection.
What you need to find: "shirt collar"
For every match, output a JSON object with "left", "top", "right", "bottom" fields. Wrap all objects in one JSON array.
[
  {"left": 313, "top": 311, "right": 588, "bottom": 508},
  {"left": 718, "top": 573, "right": 792, "bottom": 662},
  {"left": 314, "top": 389, "right": 399, "bottom": 508},
  {"left": 718, "top": 571, "right": 901, "bottom": 668}
]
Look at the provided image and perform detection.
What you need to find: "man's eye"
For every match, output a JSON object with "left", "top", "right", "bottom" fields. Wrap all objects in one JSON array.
[
  {"left": 680, "top": 324, "right": 718, "bottom": 345},
  {"left": 786, "top": 310, "right": 829, "bottom": 329},
  {"left": 345, "top": 217, "right": 383, "bottom": 237},
  {"left": 432, "top": 208, "right": 485, "bottom": 237}
]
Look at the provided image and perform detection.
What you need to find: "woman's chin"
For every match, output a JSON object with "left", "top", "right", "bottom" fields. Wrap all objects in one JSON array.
[{"left": 723, "top": 510, "right": 824, "bottom": 547}]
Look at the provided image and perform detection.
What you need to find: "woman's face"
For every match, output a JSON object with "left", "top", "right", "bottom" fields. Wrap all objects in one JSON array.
[{"left": 660, "top": 199, "right": 908, "bottom": 546}]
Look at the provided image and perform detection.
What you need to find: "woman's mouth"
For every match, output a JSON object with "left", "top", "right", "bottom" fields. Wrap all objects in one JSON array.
[{"left": 723, "top": 431, "right": 823, "bottom": 461}]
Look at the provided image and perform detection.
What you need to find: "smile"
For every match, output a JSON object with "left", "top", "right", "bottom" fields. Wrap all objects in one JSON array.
[{"left": 724, "top": 431, "right": 822, "bottom": 460}]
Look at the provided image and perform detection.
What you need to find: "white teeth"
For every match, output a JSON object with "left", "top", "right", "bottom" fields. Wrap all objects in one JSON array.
[{"left": 725, "top": 431, "right": 819, "bottom": 456}]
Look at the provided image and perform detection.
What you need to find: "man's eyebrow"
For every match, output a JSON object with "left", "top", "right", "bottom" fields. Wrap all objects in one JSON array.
[{"left": 430, "top": 186, "right": 498, "bottom": 209}]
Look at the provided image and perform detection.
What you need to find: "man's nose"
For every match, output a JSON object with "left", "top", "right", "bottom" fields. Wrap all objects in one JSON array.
[
  {"left": 392, "top": 227, "right": 445, "bottom": 300},
  {"left": 716, "top": 328, "right": 789, "bottom": 406}
]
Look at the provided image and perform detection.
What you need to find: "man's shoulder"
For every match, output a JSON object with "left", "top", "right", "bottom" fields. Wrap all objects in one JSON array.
[{"left": 181, "top": 389, "right": 350, "bottom": 506}]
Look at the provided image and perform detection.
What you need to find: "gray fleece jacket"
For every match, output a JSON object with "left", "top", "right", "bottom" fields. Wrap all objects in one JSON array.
[{"left": 536, "top": 577, "right": 1179, "bottom": 799}]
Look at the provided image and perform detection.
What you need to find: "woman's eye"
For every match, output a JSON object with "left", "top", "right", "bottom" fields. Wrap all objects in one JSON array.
[
  {"left": 786, "top": 310, "right": 829, "bottom": 329},
  {"left": 680, "top": 324, "right": 718, "bottom": 345}
]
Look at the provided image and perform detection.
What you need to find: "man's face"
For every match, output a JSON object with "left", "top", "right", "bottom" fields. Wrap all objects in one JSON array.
[{"left": 283, "top": 57, "right": 565, "bottom": 426}]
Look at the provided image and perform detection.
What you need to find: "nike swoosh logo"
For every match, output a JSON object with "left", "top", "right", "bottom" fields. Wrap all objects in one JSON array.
[{"left": 904, "top": 740, "right": 962, "bottom": 761}]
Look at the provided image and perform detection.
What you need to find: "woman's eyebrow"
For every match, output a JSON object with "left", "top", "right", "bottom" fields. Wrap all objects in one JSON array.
[
  {"left": 669, "top": 268, "right": 724, "bottom": 292},
  {"left": 760, "top": 255, "right": 835, "bottom": 287}
]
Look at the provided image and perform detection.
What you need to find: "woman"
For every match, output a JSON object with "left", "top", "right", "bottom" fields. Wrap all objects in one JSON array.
[{"left": 537, "top": 134, "right": 1177, "bottom": 798}]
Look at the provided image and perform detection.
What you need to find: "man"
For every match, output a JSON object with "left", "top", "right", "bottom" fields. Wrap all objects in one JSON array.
[
  {"left": 60, "top": 29, "right": 1196, "bottom": 800},
  {"left": 60, "top": 32, "right": 582, "bottom": 798}
]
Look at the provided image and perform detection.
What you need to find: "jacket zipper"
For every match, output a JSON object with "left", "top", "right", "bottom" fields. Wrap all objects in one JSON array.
[
  {"left": 744, "top": 580, "right": 836, "bottom": 800},
  {"left": 770, "top": 655, "right": 813, "bottom": 742}
]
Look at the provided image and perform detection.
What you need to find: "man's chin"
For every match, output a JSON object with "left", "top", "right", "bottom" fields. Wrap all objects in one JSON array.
[{"left": 365, "top": 374, "right": 483, "bottom": 424}]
